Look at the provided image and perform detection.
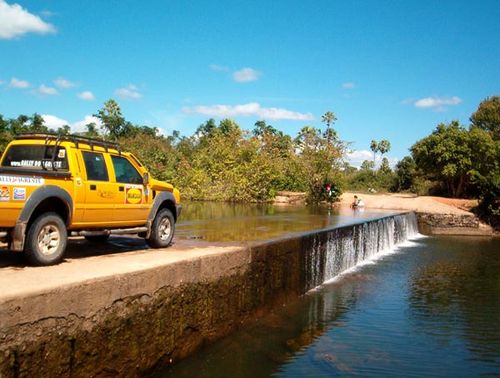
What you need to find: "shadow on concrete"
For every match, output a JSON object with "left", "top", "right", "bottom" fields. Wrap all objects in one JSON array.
[{"left": 0, "top": 236, "right": 153, "bottom": 269}]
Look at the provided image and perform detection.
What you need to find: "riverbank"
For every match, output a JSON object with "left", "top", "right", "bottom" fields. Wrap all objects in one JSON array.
[
  {"left": 273, "top": 191, "right": 493, "bottom": 236},
  {"left": 338, "top": 192, "right": 494, "bottom": 236},
  {"left": 339, "top": 192, "right": 475, "bottom": 214}
]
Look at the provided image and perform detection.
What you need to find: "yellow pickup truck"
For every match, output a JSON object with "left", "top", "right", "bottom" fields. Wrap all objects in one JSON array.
[{"left": 0, "top": 133, "right": 181, "bottom": 266}]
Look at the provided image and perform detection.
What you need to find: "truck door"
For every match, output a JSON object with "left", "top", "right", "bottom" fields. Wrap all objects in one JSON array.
[
  {"left": 81, "top": 151, "right": 117, "bottom": 226},
  {"left": 110, "top": 155, "right": 149, "bottom": 224}
]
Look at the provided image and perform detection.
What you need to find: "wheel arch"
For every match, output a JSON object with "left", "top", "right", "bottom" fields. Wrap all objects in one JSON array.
[
  {"left": 148, "top": 192, "right": 178, "bottom": 223},
  {"left": 10, "top": 186, "right": 73, "bottom": 252},
  {"left": 145, "top": 191, "right": 178, "bottom": 239}
]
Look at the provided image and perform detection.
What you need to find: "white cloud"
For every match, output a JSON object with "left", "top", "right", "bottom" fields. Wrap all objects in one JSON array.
[
  {"left": 233, "top": 67, "right": 260, "bottom": 82},
  {"left": 0, "top": 0, "right": 55, "bottom": 39},
  {"left": 342, "top": 82, "right": 355, "bottom": 89},
  {"left": 42, "top": 114, "right": 102, "bottom": 133},
  {"left": 41, "top": 114, "right": 68, "bottom": 129},
  {"left": 77, "top": 91, "right": 95, "bottom": 101},
  {"left": 182, "top": 102, "right": 314, "bottom": 121},
  {"left": 414, "top": 96, "right": 462, "bottom": 109},
  {"left": 71, "top": 115, "right": 102, "bottom": 132},
  {"left": 346, "top": 149, "right": 398, "bottom": 169},
  {"left": 209, "top": 64, "right": 230, "bottom": 72},
  {"left": 115, "top": 84, "right": 142, "bottom": 100},
  {"left": 37, "top": 84, "right": 58, "bottom": 95},
  {"left": 54, "top": 77, "right": 76, "bottom": 89},
  {"left": 9, "top": 77, "right": 30, "bottom": 88},
  {"left": 346, "top": 150, "right": 373, "bottom": 168}
]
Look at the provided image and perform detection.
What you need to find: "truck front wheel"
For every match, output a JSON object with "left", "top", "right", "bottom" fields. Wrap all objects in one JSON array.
[
  {"left": 24, "top": 212, "right": 67, "bottom": 266},
  {"left": 146, "top": 208, "right": 175, "bottom": 248}
]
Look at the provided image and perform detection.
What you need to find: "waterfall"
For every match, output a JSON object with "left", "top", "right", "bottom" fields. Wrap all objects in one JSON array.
[{"left": 305, "top": 213, "right": 419, "bottom": 289}]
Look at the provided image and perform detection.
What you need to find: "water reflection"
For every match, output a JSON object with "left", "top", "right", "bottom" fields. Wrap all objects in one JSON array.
[
  {"left": 159, "top": 278, "right": 362, "bottom": 378},
  {"left": 176, "top": 201, "right": 396, "bottom": 242},
  {"left": 409, "top": 237, "right": 500, "bottom": 370}
]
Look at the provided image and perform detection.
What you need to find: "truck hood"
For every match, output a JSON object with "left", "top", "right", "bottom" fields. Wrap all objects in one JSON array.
[{"left": 149, "top": 178, "right": 174, "bottom": 192}]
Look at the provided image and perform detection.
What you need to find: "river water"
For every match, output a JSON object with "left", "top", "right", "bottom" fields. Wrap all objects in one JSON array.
[
  {"left": 176, "top": 202, "right": 398, "bottom": 242},
  {"left": 159, "top": 233, "right": 500, "bottom": 377}
]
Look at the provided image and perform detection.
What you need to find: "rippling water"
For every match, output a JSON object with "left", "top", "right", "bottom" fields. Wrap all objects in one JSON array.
[{"left": 158, "top": 236, "right": 500, "bottom": 377}]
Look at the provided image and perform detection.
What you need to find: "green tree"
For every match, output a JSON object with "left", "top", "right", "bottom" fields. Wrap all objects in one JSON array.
[
  {"left": 361, "top": 160, "right": 375, "bottom": 171},
  {"left": 94, "top": 99, "right": 125, "bottom": 139},
  {"left": 378, "top": 139, "right": 391, "bottom": 157},
  {"left": 321, "top": 111, "right": 337, "bottom": 142},
  {"left": 295, "top": 123, "right": 345, "bottom": 202},
  {"left": 411, "top": 121, "right": 497, "bottom": 197},
  {"left": 30, "top": 113, "right": 48, "bottom": 133},
  {"left": 84, "top": 122, "right": 99, "bottom": 138},
  {"left": 470, "top": 96, "right": 500, "bottom": 140},
  {"left": 253, "top": 120, "right": 277, "bottom": 137},
  {"left": 392, "top": 156, "right": 417, "bottom": 192},
  {"left": 57, "top": 125, "right": 71, "bottom": 135},
  {"left": 195, "top": 118, "right": 217, "bottom": 139},
  {"left": 379, "top": 157, "right": 391, "bottom": 174},
  {"left": 370, "top": 140, "right": 378, "bottom": 164}
]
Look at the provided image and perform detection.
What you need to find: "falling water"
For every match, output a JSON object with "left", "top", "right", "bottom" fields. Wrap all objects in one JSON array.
[{"left": 305, "top": 212, "right": 419, "bottom": 289}]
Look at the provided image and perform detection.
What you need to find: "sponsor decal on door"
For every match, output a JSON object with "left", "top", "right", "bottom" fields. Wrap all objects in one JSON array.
[{"left": 125, "top": 186, "right": 143, "bottom": 204}]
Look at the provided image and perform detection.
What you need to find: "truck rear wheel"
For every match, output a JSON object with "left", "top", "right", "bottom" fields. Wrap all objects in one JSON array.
[
  {"left": 24, "top": 212, "right": 67, "bottom": 266},
  {"left": 146, "top": 208, "right": 175, "bottom": 248}
]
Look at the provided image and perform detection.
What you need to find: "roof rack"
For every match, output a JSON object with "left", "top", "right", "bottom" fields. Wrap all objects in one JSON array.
[{"left": 14, "top": 133, "right": 121, "bottom": 153}]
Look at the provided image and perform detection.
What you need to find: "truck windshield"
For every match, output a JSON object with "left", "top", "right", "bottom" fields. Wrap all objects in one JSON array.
[{"left": 1, "top": 145, "right": 69, "bottom": 171}]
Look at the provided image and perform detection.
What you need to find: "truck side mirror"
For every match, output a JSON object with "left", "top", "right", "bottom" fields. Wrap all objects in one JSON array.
[{"left": 142, "top": 172, "right": 149, "bottom": 186}]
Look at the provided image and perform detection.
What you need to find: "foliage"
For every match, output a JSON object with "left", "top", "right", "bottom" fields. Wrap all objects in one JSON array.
[
  {"left": 94, "top": 99, "right": 126, "bottom": 139},
  {"left": 411, "top": 121, "right": 497, "bottom": 198},
  {"left": 391, "top": 156, "right": 416, "bottom": 192},
  {"left": 344, "top": 160, "right": 395, "bottom": 193},
  {"left": 369, "top": 139, "right": 391, "bottom": 163},
  {"left": 470, "top": 95, "right": 500, "bottom": 140},
  {"left": 294, "top": 121, "right": 346, "bottom": 202},
  {"left": 378, "top": 140, "right": 391, "bottom": 155},
  {"left": 344, "top": 138, "right": 394, "bottom": 193}
]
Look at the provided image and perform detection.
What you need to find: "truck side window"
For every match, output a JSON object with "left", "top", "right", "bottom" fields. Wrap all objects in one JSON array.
[
  {"left": 82, "top": 152, "right": 109, "bottom": 181},
  {"left": 111, "top": 155, "right": 142, "bottom": 184}
]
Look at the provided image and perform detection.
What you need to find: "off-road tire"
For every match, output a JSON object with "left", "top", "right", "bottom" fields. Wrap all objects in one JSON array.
[
  {"left": 146, "top": 208, "right": 175, "bottom": 248},
  {"left": 24, "top": 212, "right": 67, "bottom": 266},
  {"left": 84, "top": 235, "right": 110, "bottom": 243}
]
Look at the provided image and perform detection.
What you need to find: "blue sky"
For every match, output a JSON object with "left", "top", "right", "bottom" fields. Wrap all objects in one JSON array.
[{"left": 1, "top": 0, "right": 499, "bottom": 166}]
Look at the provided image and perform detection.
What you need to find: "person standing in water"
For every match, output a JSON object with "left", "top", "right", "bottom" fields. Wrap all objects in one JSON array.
[{"left": 351, "top": 195, "right": 365, "bottom": 208}]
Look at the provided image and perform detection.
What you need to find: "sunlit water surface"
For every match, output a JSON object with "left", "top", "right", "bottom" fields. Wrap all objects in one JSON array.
[
  {"left": 158, "top": 235, "right": 500, "bottom": 377},
  {"left": 176, "top": 201, "right": 397, "bottom": 242}
]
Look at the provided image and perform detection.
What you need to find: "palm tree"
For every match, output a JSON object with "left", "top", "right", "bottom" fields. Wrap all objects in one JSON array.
[
  {"left": 321, "top": 111, "right": 337, "bottom": 142},
  {"left": 370, "top": 139, "right": 378, "bottom": 164}
]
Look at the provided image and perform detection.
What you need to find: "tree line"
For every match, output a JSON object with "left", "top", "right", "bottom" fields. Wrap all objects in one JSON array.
[
  {"left": 0, "top": 100, "right": 346, "bottom": 203},
  {"left": 1, "top": 96, "right": 498, "bottom": 225}
]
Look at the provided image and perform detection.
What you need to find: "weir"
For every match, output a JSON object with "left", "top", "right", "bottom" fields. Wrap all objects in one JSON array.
[
  {"left": 306, "top": 213, "right": 419, "bottom": 288},
  {"left": 0, "top": 212, "right": 419, "bottom": 377}
]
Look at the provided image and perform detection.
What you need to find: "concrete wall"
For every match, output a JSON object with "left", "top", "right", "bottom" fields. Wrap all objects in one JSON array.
[{"left": 0, "top": 236, "right": 316, "bottom": 377}]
